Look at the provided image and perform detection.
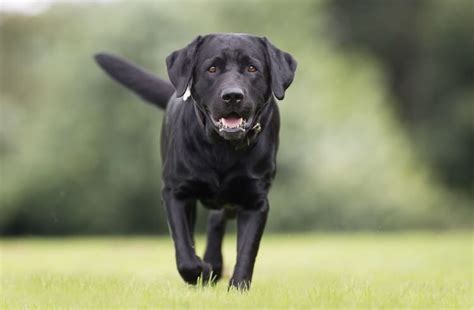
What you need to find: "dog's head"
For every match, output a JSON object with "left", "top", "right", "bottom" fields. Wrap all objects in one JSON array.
[
  {"left": 167, "top": 33, "right": 297, "bottom": 140},
  {"left": 94, "top": 33, "right": 296, "bottom": 142}
]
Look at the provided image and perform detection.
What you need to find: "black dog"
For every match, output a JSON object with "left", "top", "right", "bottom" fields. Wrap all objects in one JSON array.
[{"left": 94, "top": 33, "right": 296, "bottom": 290}]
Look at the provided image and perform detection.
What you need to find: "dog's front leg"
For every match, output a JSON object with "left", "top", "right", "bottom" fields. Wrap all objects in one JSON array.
[
  {"left": 203, "top": 210, "right": 227, "bottom": 281},
  {"left": 162, "top": 188, "right": 212, "bottom": 285},
  {"left": 229, "top": 199, "right": 269, "bottom": 290}
]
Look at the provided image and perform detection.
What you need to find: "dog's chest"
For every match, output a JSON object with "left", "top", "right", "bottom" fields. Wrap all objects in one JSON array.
[
  {"left": 181, "top": 174, "right": 263, "bottom": 209},
  {"left": 174, "top": 151, "right": 274, "bottom": 208}
]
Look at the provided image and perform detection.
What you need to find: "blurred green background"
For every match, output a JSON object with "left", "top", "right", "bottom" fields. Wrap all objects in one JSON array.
[{"left": 0, "top": 0, "right": 472, "bottom": 235}]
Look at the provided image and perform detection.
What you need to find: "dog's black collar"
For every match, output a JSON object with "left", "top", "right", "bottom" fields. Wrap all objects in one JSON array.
[
  {"left": 235, "top": 101, "right": 271, "bottom": 150},
  {"left": 187, "top": 95, "right": 271, "bottom": 150},
  {"left": 242, "top": 95, "right": 276, "bottom": 147}
]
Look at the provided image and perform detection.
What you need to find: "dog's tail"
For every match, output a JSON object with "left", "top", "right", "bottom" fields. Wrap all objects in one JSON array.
[{"left": 94, "top": 53, "right": 174, "bottom": 110}]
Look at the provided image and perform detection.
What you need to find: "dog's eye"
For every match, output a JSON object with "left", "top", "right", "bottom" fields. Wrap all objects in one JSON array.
[
  {"left": 207, "top": 66, "right": 217, "bottom": 73},
  {"left": 247, "top": 65, "right": 257, "bottom": 73}
]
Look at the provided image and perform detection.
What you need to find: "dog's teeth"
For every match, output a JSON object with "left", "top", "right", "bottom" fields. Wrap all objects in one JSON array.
[{"left": 217, "top": 117, "right": 248, "bottom": 131}]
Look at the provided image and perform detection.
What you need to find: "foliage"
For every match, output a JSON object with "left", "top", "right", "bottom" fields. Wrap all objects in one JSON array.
[
  {"left": 0, "top": 1, "right": 471, "bottom": 234},
  {"left": 328, "top": 0, "right": 474, "bottom": 191}
]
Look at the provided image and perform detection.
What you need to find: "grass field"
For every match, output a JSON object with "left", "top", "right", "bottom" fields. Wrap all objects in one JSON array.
[{"left": 1, "top": 231, "right": 472, "bottom": 308}]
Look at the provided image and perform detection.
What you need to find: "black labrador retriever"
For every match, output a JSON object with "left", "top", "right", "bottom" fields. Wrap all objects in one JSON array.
[{"left": 94, "top": 33, "right": 296, "bottom": 290}]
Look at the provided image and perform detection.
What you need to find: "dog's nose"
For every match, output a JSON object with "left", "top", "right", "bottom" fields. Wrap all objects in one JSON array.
[{"left": 221, "top": 88, "right": 244, "bottom": 103}]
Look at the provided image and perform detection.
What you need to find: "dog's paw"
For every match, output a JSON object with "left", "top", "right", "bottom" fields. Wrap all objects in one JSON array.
[
  {"left": 228, "top": 277, "right": 251, "bottom": 291},
  {"left": 208, "top": 262, "right": 223, "bottom": 281},
  {"left": 203, "top": 256, "right": 223, "bottom": 281},
  {"left": 178, "top": 258, "right": 213, "bottom": 285}
]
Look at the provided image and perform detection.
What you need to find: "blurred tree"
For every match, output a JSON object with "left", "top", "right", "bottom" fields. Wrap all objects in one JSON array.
[
  {"left": 327, "top": 0, "right": 474, "bottom": 193},
  {"left": 0, "top": 1, "right": 470, "bottom": 235}
]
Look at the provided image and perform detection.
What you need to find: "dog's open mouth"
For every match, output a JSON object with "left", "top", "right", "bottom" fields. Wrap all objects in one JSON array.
[{"left": 214, "top": 112, "right": 248, "bottom": 133}]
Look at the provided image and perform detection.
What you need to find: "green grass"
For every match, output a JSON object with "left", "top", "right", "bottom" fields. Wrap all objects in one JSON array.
[{"left": 1, "top": 232, "right": 472, "bottom": 308}]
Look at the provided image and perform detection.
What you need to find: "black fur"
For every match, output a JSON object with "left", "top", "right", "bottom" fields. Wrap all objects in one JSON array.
[
  {"left": 94, "top": 53, "right": 174, "bottom": 109},
  {"left": 94, "top": 33, "right": 296, "bottom": 290}
]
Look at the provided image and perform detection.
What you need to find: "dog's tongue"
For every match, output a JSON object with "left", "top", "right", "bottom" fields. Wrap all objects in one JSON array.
[{"left": 221, "top": 117, "right": 242, "bottom": 128}]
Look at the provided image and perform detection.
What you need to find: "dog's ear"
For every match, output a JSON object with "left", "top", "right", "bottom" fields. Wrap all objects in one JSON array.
[
  {"left": 263, "top": 37, "right": 297, "bottom": 100},
  {"left": 166, "top": 36, "right": 203, "bottom": 98},
  {"left": 94, "top": 53, "right": 174, "bottom": 108}
]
